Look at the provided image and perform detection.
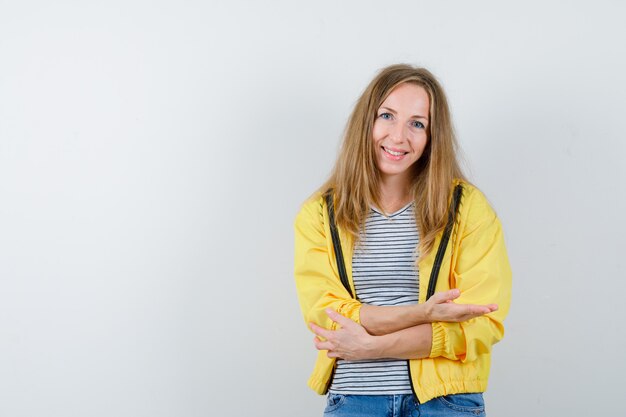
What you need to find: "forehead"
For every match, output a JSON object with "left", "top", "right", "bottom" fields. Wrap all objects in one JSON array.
[{"left": 380, "top": 83, "right": 430, "bottom": 117}]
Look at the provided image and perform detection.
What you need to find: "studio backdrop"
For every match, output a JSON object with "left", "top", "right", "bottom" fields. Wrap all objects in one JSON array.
[{"left": 1, "top": 1, "right": 624, "bottom": 416}]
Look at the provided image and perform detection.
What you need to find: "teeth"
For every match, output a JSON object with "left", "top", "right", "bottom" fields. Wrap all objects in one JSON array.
[{"left": 384, "top": 147, "right": 405, "bottom": 156}]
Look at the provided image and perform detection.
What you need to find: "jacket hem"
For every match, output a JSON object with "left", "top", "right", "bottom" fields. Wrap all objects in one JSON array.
[{"left": 415, "top": 379, "right": 488, "bottom": 403}]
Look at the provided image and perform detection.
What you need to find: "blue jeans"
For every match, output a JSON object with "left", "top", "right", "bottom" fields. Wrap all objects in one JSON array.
[{"left": 323, "top": 393, "right": 485, "bottom": 417}]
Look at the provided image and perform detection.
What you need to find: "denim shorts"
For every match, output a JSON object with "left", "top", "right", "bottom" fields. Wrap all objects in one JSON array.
[{"left": 324, "top": 392, "right": 485, "bottom": 417}]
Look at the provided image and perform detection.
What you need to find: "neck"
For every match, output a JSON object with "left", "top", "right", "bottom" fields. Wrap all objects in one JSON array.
[{"left": 378, "top": 174, "right": 413, "bottom": 214}]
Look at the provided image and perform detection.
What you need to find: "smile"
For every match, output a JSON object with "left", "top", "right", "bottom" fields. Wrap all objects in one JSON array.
[{"left": 382, "top": 146, "right": 409, "bottom": 158}]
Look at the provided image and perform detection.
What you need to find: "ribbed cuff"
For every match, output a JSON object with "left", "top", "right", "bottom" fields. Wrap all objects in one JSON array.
[
  {"left": 429, "top": 322, "right": 447, "bottom": 358},
  {"left": 333, "top": 301, "right": 362, "bottom": 330}
]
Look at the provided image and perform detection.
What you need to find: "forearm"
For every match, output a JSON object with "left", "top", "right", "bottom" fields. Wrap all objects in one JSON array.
[
  {"left": 359, "top": 303, "right": 429, "bottom": 336},
  {"left": 370, "top": 323, "right": 433, "bottom": 360}
]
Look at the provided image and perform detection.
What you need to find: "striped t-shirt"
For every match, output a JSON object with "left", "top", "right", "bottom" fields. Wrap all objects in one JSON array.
[{"left": 329, "top": 202, "right": 419, "bottom": 395}]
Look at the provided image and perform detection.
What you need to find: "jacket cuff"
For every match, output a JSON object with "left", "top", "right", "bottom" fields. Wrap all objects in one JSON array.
[
  {"left": 429, "top": 322, "right": 448, "bottom": 358},
  {"left": 333, "top": 301, "right": 362, "bottom": 330}
]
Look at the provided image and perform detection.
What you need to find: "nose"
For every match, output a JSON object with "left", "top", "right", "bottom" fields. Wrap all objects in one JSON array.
[{"left": 389, "top": 122, "right": 407, "bottom": 144}]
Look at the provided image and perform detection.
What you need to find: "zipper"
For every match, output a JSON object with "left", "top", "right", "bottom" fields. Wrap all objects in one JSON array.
[
  {"left": 325, "top": 191, "right": 355, "bottom": 298},
  {"left": 323, "top": 191, "right": 352, "bottom": 394},
  {"left": 426, "top": 184, "right": 463, "bottom": 300},
  {"left": 412, "top": 184, "right": 464, "bottom": 403},
  {"left": 323, "top": 362, "right": 338, "bottom": 394},
  {"left": 407, "top": 359, "right": 421, "bottom": 403}
]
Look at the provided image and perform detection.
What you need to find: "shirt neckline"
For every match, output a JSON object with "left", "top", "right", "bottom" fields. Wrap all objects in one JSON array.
[{"left": 370, "top": 201, "right": 414, "bottom": 218}]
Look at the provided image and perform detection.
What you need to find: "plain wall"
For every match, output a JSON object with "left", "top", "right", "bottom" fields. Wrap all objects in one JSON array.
[{"left": 1, "top": 1, "right": 625, "bottom": 416}]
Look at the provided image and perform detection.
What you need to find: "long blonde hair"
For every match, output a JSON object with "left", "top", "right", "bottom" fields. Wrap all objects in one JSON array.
[{"left": 321, "top": 64, "right": 466, "bottom": 258}]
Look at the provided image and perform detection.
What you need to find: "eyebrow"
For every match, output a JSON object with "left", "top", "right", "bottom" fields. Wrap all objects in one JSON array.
[{"left": 379, "top": 106, "right": 429, "bottom": 120}]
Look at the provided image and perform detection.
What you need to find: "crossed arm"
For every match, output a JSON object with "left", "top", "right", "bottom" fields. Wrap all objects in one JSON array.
[
  {"left": 294, "top": 190, "right": 511, "bottom": 364},
  {"left": 309, "top": 290, "right": 498, "bottom": 360}
]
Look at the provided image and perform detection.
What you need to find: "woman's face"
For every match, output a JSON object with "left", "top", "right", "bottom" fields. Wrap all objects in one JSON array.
[{"left": 372, "top": 82, "right": 430, "bottom": 182}]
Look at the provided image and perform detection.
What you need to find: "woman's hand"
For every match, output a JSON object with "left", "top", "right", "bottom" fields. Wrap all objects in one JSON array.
[
  {"left": 424, "top": 289, "right": 498, "bottom": 322},
  {"left": 310, "top": 309, "right": 380, "bottom": 361}
]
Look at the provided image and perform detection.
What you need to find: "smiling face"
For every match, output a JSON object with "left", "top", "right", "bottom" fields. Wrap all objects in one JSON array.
[{"left": 372, "top": 82, "right": 430, "bottom": 183}]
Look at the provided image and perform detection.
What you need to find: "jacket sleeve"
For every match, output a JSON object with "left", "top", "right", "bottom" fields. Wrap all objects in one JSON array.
[
  {"left": 429, "top": 188, "right": 512, "bottom": 362},
  {"left": 294, "top": 197, "right": 362, "bottom": 331}
]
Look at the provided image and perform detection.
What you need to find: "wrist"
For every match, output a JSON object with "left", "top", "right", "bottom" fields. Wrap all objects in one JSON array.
[
  {"left": 368, "top": 334, "right": 388, "bottom": 359},
  {"left": 414, "top": 303, "right": 431, "bottom": 325}
]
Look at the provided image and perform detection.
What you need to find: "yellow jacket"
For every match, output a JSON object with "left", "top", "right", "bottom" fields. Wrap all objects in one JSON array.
[{"left": 293, "top": 181, "right": 512, "bottom": 403}]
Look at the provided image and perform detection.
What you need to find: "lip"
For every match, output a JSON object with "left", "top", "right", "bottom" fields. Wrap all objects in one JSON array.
[
  {"left": 381, "top": 146, "right": 408, "bottom": 161},
  {"left": 383, "top": 146, "right": 408, "bottom": 153}
]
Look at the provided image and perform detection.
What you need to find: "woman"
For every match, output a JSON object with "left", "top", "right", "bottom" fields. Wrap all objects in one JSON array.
[{"left": 294, "top": 64, "right": 511, "bottom": 416}]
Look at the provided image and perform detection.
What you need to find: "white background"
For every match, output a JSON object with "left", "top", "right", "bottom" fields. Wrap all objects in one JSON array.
[{"left": 1, "top": 1, "right": 625, "bottom": 416}]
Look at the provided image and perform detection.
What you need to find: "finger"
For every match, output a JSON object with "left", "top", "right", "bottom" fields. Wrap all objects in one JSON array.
[
  {"left": 431, "top": 289, "right": 461, "bottom": 304},
  {"left": 309, "top": 322, "right": 333, "bottom": 339},
  {"left": 461, "top": 305, "right": 486, "bottom": 316},
  {"left": 313, "top": 336, "right": 335, "bottom": 351},
  {"left": 464, "top": 304, "right": 498, "bottom": 317},
  {"left": 436, "top": 302, "right": 499, "bottom": 322},
  {"left": 325, "top": 308, "right": 357, "bottom": 328},
  {"left": 473, "top": 303, "right": 498, "bottom": 313}
]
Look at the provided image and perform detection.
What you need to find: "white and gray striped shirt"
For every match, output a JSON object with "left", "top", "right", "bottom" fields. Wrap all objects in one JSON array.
[{"left": 329, "top": 202, "right": 419, "bottom": 395}]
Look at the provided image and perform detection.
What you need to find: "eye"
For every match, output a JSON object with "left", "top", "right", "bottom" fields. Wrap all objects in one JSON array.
[
  {"left": 411, "top": 120, "right": 425, "bottom": 129},
  {"left": 378, "top": 112, "right": 393, "bottom": 120}
]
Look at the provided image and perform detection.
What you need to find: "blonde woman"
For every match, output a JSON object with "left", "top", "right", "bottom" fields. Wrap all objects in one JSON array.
[{"left": 294, "top": 64, "right": 512, "bottom": 416}]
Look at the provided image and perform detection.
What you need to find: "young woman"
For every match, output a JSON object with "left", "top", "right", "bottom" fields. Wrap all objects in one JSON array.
[{"left": 294, "top": 64, "right": 512, "bottom": 416}]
